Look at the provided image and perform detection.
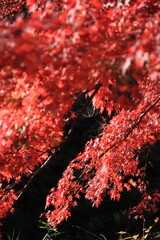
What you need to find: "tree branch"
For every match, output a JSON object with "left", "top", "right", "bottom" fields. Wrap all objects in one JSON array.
[{"left": 15, "top": 82, "right": 102, "bottom": 202}]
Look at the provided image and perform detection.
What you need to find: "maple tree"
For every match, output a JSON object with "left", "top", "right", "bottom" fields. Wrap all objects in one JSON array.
[{"left": 0, "top": 0, "right": 160, "bottom": 235}]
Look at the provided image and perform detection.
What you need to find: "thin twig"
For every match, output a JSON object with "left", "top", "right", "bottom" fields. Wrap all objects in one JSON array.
[
  {"left": 99, "top": 233, "right": 108, "bottom": 240},
  {"left": 72, "top": 225, "right": 104, "bottom": 240},
  {"left": 99, "top": 95, "right": 160, "bottom": 159}
]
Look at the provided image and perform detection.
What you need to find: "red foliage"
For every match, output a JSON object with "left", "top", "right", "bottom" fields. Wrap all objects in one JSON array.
[{"left": 0, "top": 0, "right": 160, "bottom": 230}]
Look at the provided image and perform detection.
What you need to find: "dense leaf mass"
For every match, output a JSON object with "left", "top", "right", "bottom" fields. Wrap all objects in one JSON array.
[{"left": 0, "top": 0, "right": 160, "bottom": 231}]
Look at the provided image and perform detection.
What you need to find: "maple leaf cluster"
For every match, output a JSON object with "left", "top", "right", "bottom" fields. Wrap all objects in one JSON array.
[{"left": 0, "top": 0, "right": 160, "bottom": 231}]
